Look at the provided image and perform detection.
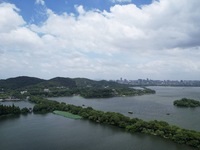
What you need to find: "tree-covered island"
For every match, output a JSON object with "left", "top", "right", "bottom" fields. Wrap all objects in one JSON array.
[{"left": 174, "top": 98, "right": 200, "bottom": 107}]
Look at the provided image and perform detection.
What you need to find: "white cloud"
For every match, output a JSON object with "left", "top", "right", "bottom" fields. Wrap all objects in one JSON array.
[
  {"left": 0, "top": 3, "right": 25, "bottom": 33},
  {"left": 0, "top": 0, "right": 200, "bottom": 80},
  {"left": 111, "top": 0, "right": 132, "bottom": 3},
  {"left": 75, "top": 5, "right": 86, "bottom": 15},
  {"left": 35, "top": 0, "right": 45, "bottom": 6}
]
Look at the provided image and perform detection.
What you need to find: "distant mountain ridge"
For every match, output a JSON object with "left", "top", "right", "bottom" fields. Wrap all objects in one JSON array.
[
  {"left": 0, "top": 76, "right": 125, "bottom": 90},
  {"left": 0, "top": 76, "right": 45, "bottom": 90}
]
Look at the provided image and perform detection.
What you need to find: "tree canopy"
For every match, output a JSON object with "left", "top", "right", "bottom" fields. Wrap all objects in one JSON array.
[
  {"left": 174, "top": 98, "right": 200, "bottom": 107},
  {"left": 0, "top": 104, "right": 31, "bottom": 116}
]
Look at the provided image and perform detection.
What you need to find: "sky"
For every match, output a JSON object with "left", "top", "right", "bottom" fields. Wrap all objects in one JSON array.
[{"left": 0, "top": 0, "right": 200, "bottom": 80}]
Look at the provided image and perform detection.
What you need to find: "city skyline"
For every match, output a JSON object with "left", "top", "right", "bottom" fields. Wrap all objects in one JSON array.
[
  {"left": 0, "top": 0, "right": 200, "bottom": 80},
  {"left": 116, "top": 77, "right": 200, "bottom": 86}
]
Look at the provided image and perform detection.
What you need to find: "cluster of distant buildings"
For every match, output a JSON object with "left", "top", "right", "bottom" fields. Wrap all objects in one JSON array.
[{"left": 116, "top": 78, "right": 200, "bottom": 86}]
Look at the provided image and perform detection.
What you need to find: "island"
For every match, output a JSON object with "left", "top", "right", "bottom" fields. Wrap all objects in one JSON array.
[{"left": 173, "top": 98, "right": 200, "bottom": 107}]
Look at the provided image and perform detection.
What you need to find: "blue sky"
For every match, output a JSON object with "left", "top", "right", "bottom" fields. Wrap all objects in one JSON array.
[
  {"left": 4, "top": 0, "right": 152, "bottom": 23},
  {"left": 0, "top": 0, "right": 200, "bottom": 80}
]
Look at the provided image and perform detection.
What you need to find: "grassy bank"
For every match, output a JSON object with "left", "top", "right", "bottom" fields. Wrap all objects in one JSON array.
[{"left": 53, "top": 110, "right": 82, "bottom": 119}]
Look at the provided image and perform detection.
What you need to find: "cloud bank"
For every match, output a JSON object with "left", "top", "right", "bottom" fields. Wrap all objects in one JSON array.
[{"left": 0, "top": 0, "right": 200, "bottom": 80}]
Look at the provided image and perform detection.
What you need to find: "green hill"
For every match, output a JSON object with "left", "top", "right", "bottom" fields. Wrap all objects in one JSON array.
[
  {"left": 74, "top": 78, "right": 127, "bottom": 88},
  {"left": 0, "top": 76, "right": 156, "bottom": 98},
  {"left": 0, "top": 76, "right": 45, "bottom": 90},
  {"left": 0, "top": 76, "right": 124, "bottom": 90},
  {"left": 35, "top": 77, "right": 77, "bottom": 89}
]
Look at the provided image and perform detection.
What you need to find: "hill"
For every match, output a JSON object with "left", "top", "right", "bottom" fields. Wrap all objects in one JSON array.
[
  {"left": 0, "top": 76, "right": 130, "bottom": 90},
  {"left": 33, "top": 77, "right": 77, "bottom": 89},
  {"left": 74, "top": 78, "right": 124, "bottom": 88},
  {"left": 0, "top": 76, "right": 155, "bottom": 98},
  {"left": 0, "top": 76, "right": 45, "bottom": 90}
]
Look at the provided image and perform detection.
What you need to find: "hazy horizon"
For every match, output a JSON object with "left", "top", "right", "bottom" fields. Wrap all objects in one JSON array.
[{"left": 1, "top": 75, "right": 200, "bottom": 82}]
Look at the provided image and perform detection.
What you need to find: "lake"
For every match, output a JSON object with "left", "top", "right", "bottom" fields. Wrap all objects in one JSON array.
[
  {"left": 49, "top": 86, "right": 200, "bottom": 131},
  {"left": 0, "top": 86, "right": 200, "bottom": 150}
]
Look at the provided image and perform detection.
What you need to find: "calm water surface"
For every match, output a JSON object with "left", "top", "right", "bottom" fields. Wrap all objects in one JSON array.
[
  {"left": 50, "top": 86, "right": 200, "bottom": 131},
  {"left": 0, "top": 113, "right": 197, "bottom": 150},
  {"left": 0, "top": 86, "right": 200, "bottom": 150}
]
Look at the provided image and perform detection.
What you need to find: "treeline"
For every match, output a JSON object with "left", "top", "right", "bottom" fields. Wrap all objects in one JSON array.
[
  {"left": 174, "top": 98, "right": 200, "bottom": 107},
  {"left": 115, "top": 87, "right": 156, "bottom": 96},
  {"left": 79, "top": 87, "right": 155, "bottom": 98},
  {"left": 30, "top": 96, "right": 200, "bottom": 149},
  {"left": 0, "top": 104, "right": 30, "bottom": 116},
  {"left": 28, "top": 87, "right": 156, "bottom": 99},
  {"left": 29, "top": 96, "right": 61, "bottom": 113},
  {"left": 29, "top": 89, "right": 74, "bottom": 97},
  {"left": 79, "top": 88, "right": 114, "bottom": 98}
]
